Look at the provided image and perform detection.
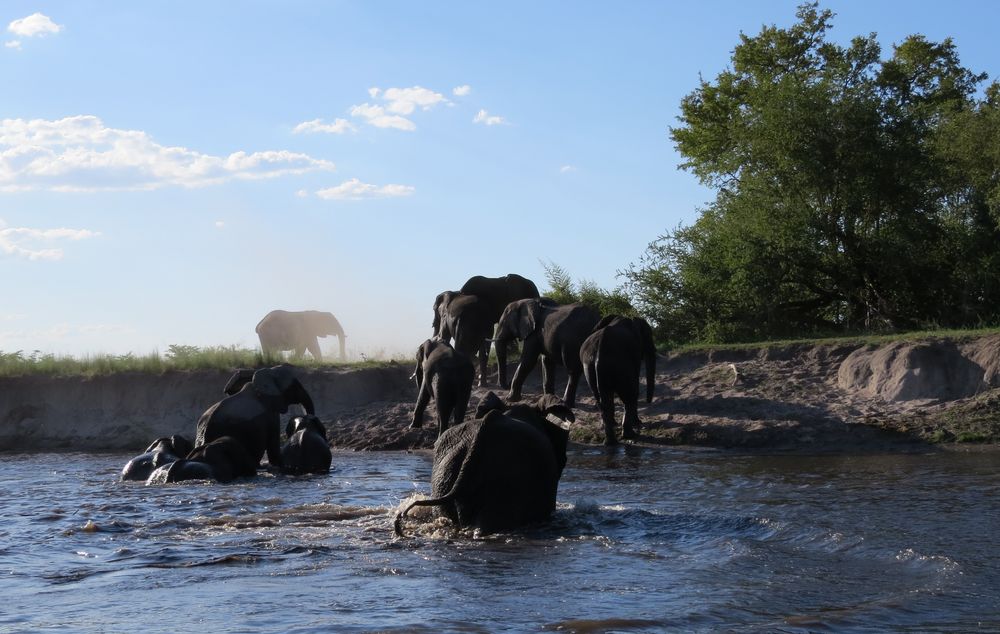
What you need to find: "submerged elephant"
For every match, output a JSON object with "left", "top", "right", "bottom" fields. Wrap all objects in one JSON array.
[
  {"left": 280, "top": 415, "right": 332, "bottom": 475},
  {"left": 580, "top": 315, "right": 657, "bottom": 445},
  {"left": 410, "top": 338, "right": 475, "bottom": 437},
  {"left": 494, "top": 298, "right": 601, "bottom": 407},
  {"left": 432, "top": 291, "right": 494, "bottom": 386},
  {"left": 147, "top": 436, "right": 258, "bottom": 484},
  {"left": 195, "top": 365, "right": 315, "bottom": 472},
  {"left": 121, "top": 435, "right": 194, "bottom": 481},
  {"left": 256, "top": 309, "right": 346, "bottom": 361},
  {"left": 395, "top": 392, "right": 574, "bottom": 536}
]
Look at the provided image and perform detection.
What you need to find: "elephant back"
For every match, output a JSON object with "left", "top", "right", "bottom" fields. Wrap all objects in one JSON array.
[{"left": 429, "top": 419, "right": 488, "bottom": 500}]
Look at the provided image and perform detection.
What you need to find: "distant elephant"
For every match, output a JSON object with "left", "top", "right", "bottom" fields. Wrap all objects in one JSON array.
[
  {"left": 194, "top": 365, "right": 315, "bottom": 471},
  {"left": 395, "top": 392, "right": 574, "bottom": 536},
  {"left": 458, "top": 273, "right": 540, "bottom": 326},
  {"left": 147, "top": 436, "right": 258, "bottom": 484},
  {"left": 410, "top": 338, "right": 475, "bottom": 437},
  {"left": 432, "top": 291, "right": 494, "bottom": 386},
  {"left": 580, "top": 315, "right": 658, "bottom": 445},
  {"left": 280, "top": 414, "right": 332, "bottom": 475},
  {"left": 120, "top": 435, "right": 194, "bottom": 481},
  {"left": 256, "top": 309, "right": 346, "bottom": 361},
  {"left": 494, "top": 298, "right": 601, "bottom": 407}
]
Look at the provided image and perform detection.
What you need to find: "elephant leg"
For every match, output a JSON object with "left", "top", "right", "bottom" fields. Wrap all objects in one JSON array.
[
  {"left": 508, "top": 348, "right": 540, "bottom": 402},
  {"left": 305, "top": 337, "right": 323, "bottom": 361},
  {"left": 477, "top": 340, "right": 489, "bottom": 388},
  {"left": 598, "top": 389, "right": 619, "bottom": 446},
  {"left": 621, "top": 395, "right": 640, "bottom": 440},
  {"left": 563, "top": 368, "right": 582, "bottom": 408},
  {"left": 435, "top": 388, "right": 451, "bottom": 437},
  {"left": 411, "top": 382, "right": 432, "bottom": 429},
  {"left": 541, "top": 355, "right": 557, "bottom": 396}
]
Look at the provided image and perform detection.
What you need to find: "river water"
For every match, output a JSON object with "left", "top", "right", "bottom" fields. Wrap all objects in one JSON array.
[{"left": 1, "top": 447, "right": 998, "bottom": 632}]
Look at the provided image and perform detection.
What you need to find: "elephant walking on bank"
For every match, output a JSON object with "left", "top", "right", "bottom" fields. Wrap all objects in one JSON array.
[
  {"left": 580, "top": 316, "right": 657, "bottom": 445},
  {"left": 395, "top": 392, "right": 574, "bottom": 536},
  {"left": 256, "top": 310, "right": 346, "bottom": 361},
  {"left": 494, "top": 298, "right": 601, "bottom": 407},
  {"left": 195, "top": 365, "right": 315, "bottom": 472},
  {"left": 410, "top": 338, "right": 475, "bottom": 437},
  {"left": 432, "top": 292, "right": 495, "bottom": 387}
]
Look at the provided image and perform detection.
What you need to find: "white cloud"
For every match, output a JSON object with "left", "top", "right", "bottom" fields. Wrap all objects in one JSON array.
[
  {"left": 560, "top": 165, "right": 577, "bottom": 173},
  {"left": 452, "top": 85, "right": 471, "bottom": 97},
  {"left": 8, "top": 13, "right": 62, "bottom": 37},
  {"left": 349, "top": 103, "right": 416, "bottom": 131},
  {"left": 315, "top": 178, "right": 414, "bottom": 201},
  {"left": 5, "top": 40, "right": 21, "bottom": 50},
  {"left": 0, "top": 218, "right": 100, "bottom": 261},
  {"left": 348, "top": 86, "right": 449, "bottom": 131},
  {"left": 214, "top": 220, "right": 225, "bottom": 228},
  {"left": 293, "top": 118, "right": 356, "bottom": 135},
  {"left": 0, "top": 115, "right": 335, "bottom": 192},
  {"left": 473, "top": 109, "right": 506, "bottom": 126},
  {"left": 295, "top": 189, "right": 308, "bottom": 198}
]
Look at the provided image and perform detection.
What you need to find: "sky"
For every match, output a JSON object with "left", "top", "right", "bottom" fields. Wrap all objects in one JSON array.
[{"left": 2, "top": 1, "right": 998, "bottom": 359}]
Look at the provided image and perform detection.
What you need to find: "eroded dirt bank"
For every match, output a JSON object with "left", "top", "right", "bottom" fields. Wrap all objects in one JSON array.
[{"left": 3, "top": 335, "right": 999, "bottom": 453}]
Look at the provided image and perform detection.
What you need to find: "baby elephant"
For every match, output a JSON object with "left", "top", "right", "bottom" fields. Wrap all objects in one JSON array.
[
  {"left": 280, "top": 415, "right": 332, "bottom": 475},
  {"left": 146, "top": 436, "right": 258, "bottom": 484},
  {"left": 580, "top": 315, "right": 657, "bottom": 445},
  {"left": 410, "top": 338, "right": 475, "bottom": 438},
  {"left": 121, "top": 435, "right": 194, "bottom": 481}
]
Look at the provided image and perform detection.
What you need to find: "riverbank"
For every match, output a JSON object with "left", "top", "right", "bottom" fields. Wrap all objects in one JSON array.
[{"left": 2, "top": 334, "right": 999, "bottom": 453}]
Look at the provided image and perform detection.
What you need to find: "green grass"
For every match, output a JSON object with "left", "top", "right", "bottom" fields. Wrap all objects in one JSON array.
[
  {"left": 669, "top": 326, "right": 1000, "bottom": 355},
  {"left": 0, "top": 344, "right": 407, "bottom": 378}
]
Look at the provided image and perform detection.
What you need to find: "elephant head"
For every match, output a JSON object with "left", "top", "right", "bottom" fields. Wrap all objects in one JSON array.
[
  {"left": 432, "top": 291, "right": 459, "bottom": 339},
  {"left": 306, "top": 310, "right": 346, "bottom": 359},
  {"left": 224, "top": 365, "right": 315, "bottom": 415},
  {"left": 285, "top": 414, "right": 328, "bottom": 441},
  {"left": 120, "top": 434, "right": 194, "bottom": 482},
  {"left": 280, "top": 414, "right": 332, "bottom": 475},
  {"left": 394, "top": 391, "right": 573, "bottom": 536},
  {"left": 493, "top": 298, "right": 558, "bottom": 387}
]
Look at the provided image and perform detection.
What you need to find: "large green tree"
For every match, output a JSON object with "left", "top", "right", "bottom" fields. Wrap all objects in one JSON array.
[{"left": 626, "top": 3, "right": 1000, "bottom": 344}]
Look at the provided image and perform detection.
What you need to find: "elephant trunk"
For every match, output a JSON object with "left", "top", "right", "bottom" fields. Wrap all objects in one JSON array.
[
  {"left": 494, "top": 334, "right": 511, "bottom": 389},
  {"left": 394, "top": 493, "right": 456, "bottom": 537},
  {"left": 643, "top": 329, "right": 657, "bottom": 403},
  {"left": 288, "top": 379, "right": 316, "bottom": 415},
  {"left": 338, "top": 334, "right": 346, "bottom": 361}
]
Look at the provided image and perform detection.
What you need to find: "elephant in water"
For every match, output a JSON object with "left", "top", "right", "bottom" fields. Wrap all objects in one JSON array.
[
  {"left": 493, "top": 298, "right": 601, "bottom": 407},
  {"left": 147, "top": 436, "right": 258, "bottom": 484},
  {"left": 395, "top": 392, "right": 574, "bottom": 536},
  {"left": 121, "top": 435, "right": 194, "bottom": 481},
  {"left": 580, "top": 315, "right": 657, "bottom": 445},
  {"left": 410, "top": 337, "right": 475, "bottom": 438},
  {"left": 256, "top": 309, "right": 346, "bottom": 361},
  {"left": 280, "top": 415, "right": 332, "bottom": 475},
  {"left": 195, "top": 365, "right": 315, "bottom": 472}
]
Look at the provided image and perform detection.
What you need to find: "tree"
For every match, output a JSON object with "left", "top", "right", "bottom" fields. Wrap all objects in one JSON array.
[{"left": 626, "top": 3, "right": 997, "bottom": 344}]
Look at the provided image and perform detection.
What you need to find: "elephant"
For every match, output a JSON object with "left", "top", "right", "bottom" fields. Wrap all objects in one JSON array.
[
  {"left": 395, "top": 392, "right": 574, "bottom": 536},
  {"left": 256, "top": 309, "right": 346, "bottom": 361},
  {"left": 194, "top": 365, "right": 315, "bottom": 472},
  {"left": 146, "top": 436, "right": 258, "bottom": 484},
  {"left": 280, "top": 414, "right": 332, "bottom": 475},
  {"left": 580, "top": 315, "right": 658, "bottom": 445},
  {"left": 494, "top": 298, "right": 601, "bottom": 407},
  {"left": 120, "top": 435, "right": 194, "bottom": 481},
  {"left": 410, "top": 338, "right": 475, "bottom": 437},
  {"left": 458, "top": 273, "right": 540, "bottom": 327},
  {"left": 432, "top": 292, "right": 495, "bottom": 386}
]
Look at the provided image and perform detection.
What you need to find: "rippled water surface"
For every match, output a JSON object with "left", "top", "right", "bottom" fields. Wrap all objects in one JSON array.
[{"left": 2, "top": 448, "right": 999, "bottom": 632}]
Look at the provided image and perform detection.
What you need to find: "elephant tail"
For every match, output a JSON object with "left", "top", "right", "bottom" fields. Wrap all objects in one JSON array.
[{"left": 394, "top": 493, "right": 457, "bottom": 537}]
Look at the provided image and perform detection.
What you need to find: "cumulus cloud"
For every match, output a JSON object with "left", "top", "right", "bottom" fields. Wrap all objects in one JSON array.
[
  {"left": 473, "top": 109, "right": 506, "bottom": 126},
  {"left": 315, "top": 178, "right": 414, "bottom": 201},
  {"left": 293, "top": 118, "right": 356, "bottom": 135},
  {"left": 0, "top": 219, "right": 100, "bottom": 261},
  {"left": 8, "top": 13, "right": 62, "bottom": 37},
  {"left": 349, "top": 86, "right": 449, "bottom": 131},
  {"left": 0, "top": 115, "right": 335, "bottom": 192},
  {"left": 5, "top": 40, "right": 21, "bottom": 50},
  {"left": 560, "top": 165, "right": 577, "bottom": 173},
  {"left": 452, "top": 85, "right": 471, "bottom": 97}
]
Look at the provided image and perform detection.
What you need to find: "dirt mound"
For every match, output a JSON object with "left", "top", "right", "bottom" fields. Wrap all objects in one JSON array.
[{"left": 838, "top": 340, "right": 991, "bottom": 402}]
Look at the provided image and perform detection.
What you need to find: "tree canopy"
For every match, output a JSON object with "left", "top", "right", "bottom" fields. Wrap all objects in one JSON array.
[{"left": 624, "top": 3, "right": 1000, "bottom": 345}]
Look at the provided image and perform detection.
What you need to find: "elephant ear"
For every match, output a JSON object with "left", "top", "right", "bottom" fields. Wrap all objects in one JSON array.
[
  {"left": 593, "top": 314, "right": 619, "bottom": 333},
  {"left": 516, "top": 300, "right": 540, "bottom": 339},
  {"left": 251, "top": 367, "right": 288, "bottom": 409},
  {"left": 474, "top": 391, "right": 505, "bottom": 419},
  {"left": 536, "top": 394, "right": 575, "bottom": 429},
  {"left": 224, "top": 369, "right": 255, "bottom": 395}
]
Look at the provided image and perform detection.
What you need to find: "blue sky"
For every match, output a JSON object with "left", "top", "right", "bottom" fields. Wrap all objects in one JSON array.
[{"left": 2, "top": 1, "right": 998, "bottom": 358}]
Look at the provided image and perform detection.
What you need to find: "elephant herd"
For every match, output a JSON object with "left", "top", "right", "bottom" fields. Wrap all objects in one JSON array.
[
  {"left": 415, "top": 273, "right": 657, "bottom": 446},
  {"left": 121, "top": 365, "right": 331, "bottom": 484},
  {"left": 120, "top": 273, "right": 657, "bottom": 538}
]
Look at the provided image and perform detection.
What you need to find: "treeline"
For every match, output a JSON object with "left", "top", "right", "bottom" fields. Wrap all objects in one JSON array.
[{"left": 563, "top": 3, "right": 1000, "bottom": 347}]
